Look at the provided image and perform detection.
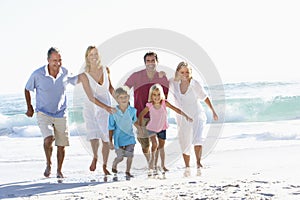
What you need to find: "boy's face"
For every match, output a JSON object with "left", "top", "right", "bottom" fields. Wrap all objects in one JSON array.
[{"left": 117, "top": 94, "right": 129, "bottom": 106}]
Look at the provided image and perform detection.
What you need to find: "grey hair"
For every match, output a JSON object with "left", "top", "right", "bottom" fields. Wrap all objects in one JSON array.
[{"left": 47, "top": 47, "right": 60, "bottom": 59}]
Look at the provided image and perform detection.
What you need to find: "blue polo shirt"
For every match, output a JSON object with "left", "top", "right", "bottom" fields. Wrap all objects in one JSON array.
[
  {"left": 25, "top": 65, "right": 78, "bottom": 118},
  {"left": 109, "top": 105, "right": 137, "bottom": 149}
]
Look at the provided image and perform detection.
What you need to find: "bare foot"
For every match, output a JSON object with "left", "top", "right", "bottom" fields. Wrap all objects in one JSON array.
[
  {"left": 197, "top": 168, "right": 202, "bottom": 176},
  {"left": 197, "top": 161, "right": 203, "bottom": 168},
  {"left": 43, "top": 166, "right": 51, "bottom": 177},
  {"left": 112, "top": 168, "right": 117, "bottom": 173},
  {"left": 125, "top": 172, "right": 134, "bottom": 178},
  {"left": 89, "top": 158, "right": 97, "bottom": 171},
  {"left": 183, "top": 167, "right": 191, "bottom": 177},
  {"left": 103, "top": 164, "right": 111, "bottom": 175},
  {"left": 162, "top": 166, "right": 169, "bottom": 172},
  {"left": 56, "top": 171, "right": 64, "bottom": 178}
]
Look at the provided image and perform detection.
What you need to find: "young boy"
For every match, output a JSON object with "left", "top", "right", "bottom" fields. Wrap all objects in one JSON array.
[{"left": 109, "top": 86, "right": 140, "bottom": 178}]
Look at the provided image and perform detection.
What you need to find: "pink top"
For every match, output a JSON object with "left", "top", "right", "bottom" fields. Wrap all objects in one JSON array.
[
  {"left": 125, "top": 69, "right": 169, "bottom": 118},
  {"left": 146, "top": 100, "right": 169, "bottom": 132}
]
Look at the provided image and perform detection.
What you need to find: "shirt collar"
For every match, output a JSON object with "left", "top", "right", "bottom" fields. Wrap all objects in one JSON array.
[
  {"left": 116, "top": 105, "right": 129, "bottom": 113},
  {"left": 44, "top": 65, "right": 63, "bottom": 78}
]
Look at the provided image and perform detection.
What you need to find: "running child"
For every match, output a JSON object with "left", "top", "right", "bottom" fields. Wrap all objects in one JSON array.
[{"left": 138, "top": 83, "right": 192, "bottom": 176}]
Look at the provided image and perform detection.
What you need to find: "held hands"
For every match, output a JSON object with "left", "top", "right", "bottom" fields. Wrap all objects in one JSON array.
[
  {"left": 136, "top": 125, "right": 143, "bottom": 136},
  {"left": 109, "top": 141, "right": 114, "bottom": 150},
  {"left": 105, "top": 106, "right": 117, "bottom": 114}
]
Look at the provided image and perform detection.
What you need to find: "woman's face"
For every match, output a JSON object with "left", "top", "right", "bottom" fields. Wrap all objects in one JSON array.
[
  {"left": 87, "top": 48, "right": 99, "bottom": 65},
  {"left": 177, "top": 66, "right": 191, "bottom": 81}
]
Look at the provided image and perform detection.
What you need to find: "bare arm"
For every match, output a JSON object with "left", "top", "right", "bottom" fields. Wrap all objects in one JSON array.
[
  {"left": 106, "top": 67, "right": 115, "bottom": 99},
  {"left": 78, "top": 73, "right": 116, "bottom": 114},
  {"left": 24, "top": 89, "right": 34, "bottom": 117},
  {"left": 109, "top": 130, "right": 114, "bottom": 150},
  {"left": 138, "top": 107, "right": 149, "bottom": 126},
  {"left": 204, "top": 97, "right": 218, "bottom": 121},
  {"left": 165, "top": 101, "right": 193, "bottom": 122},
  {"left": 133, "top": 121, "right": 143, "bottom": 134}
]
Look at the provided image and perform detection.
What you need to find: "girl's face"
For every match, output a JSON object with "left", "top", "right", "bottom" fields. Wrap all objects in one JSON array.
[
  {"left": 151, "top": 89, "right": 161, "bottom": 103},
  {"left": 177, "top": 66, "right": 191, "bottom": 81},
  {"left": 88, "top": 48, "right": 99, "bottom": 65}
]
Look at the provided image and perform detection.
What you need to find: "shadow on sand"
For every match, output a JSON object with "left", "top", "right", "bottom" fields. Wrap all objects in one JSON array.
[{"left": 0, "top": 179, "right": 109, "bottom": 199}]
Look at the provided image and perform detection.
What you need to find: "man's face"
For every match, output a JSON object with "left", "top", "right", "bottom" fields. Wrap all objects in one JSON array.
[
  {"left": 48, "top": 52, "right": 62, "bottom": 70},
  {"left": 145, "top": 55, "right": 157, "bottom": 71}
]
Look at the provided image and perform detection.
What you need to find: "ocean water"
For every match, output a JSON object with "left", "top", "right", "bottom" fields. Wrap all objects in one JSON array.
[{"left": 1, "top": 81, "right": 300, "bottom": 153}]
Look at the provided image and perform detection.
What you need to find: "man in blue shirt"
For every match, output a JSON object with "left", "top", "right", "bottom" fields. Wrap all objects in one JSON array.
[{"left": 24, "top": 47, "right": 78, "bottom": 178}]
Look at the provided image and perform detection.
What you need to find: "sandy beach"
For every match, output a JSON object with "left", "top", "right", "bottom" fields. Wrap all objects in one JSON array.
[{"left": 1, "top": 121, "right": 300, "bottom": 200}]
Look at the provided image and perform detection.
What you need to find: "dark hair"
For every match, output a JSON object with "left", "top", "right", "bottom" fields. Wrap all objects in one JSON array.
[
  {"left": 143, "top": 51, "right": 158, "bottom": 64},
  {"left": 47, "top": 47, "right": 60, "bottom": 59}
]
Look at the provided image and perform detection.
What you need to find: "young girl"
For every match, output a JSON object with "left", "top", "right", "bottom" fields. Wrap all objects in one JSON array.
[{"left": 138, "top": 83, "right": 192, "bottom": 176}]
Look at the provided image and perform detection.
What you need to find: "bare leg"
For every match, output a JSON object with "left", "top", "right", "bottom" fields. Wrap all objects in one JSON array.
[
  {"left": 140, "top": 119, "right": 150, "bottom": 163},
  {"left": 157, "top": 138, "right": 168, "bottom": 171},
  {"left": 182, "top": 153, "right": 190, "bottom": 168},
  {"left": 57, "top": 146, "right": 65, "bottom": 178},
  {"left": 182, "top": 153, "right": 191, "bottom": 177},
  {"left": 89, "top": 139, "right": 99, "bottom": 171},
  {"left": 154, "top": 149, "right": 159, "bottom": 169},
  {"left": 102, "top": 141, "right": 111, "bottom": 175},
  {"left": 194, "top": 145, "right": 203, "bottom": 168},
  {"left": 142, "top": 146, "right": 150, "bottom": 163},
  {"left": 149, "top": 136, "right": 158, "bottom": 170},
  {"left": 126, "top": 157, "right": 133, "bottom": 177},
  {"left": 43, "top": 136, "right": 54, "bottom": 177},
  {"left": 112, "top": 156, "right": 123, "bottom": 173}
]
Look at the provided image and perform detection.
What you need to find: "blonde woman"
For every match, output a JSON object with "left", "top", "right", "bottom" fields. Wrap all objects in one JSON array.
[
  {"left": 78, "top": 46, "right": 115, "bottom": 175},
  {"left": 169, "top": 62, "right": 218, "bottom": 177}
]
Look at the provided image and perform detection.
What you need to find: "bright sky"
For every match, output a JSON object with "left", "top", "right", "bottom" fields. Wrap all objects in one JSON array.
[{"left": 1, "top": 0, "right": 299, "bottom": 94}]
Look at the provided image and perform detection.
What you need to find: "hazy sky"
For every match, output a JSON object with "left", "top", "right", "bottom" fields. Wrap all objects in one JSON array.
[{"left": 1, "top": 0, "right": 299, "bottom": 94}]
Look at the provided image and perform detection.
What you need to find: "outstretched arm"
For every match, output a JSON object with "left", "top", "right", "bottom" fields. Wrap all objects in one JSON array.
[
  {"left": 24, "top": 89, "right": 34, "bottom": 117},
  {"left": 165, "top": 101, "right": 193, "bottom": 122},
  {"left": 78, "top": 73, "right": 116, "bottom": 114},
  {"left": 204, "top": 97, "right": 218, "bottom": 121}
]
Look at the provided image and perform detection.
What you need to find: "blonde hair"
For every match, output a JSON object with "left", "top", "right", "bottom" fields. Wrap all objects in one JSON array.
[
  {"left": 174, "top": 61, "right": 192, "bottom": 81},
  {"left": 84, "top": 46, "right": 101, "bottom": 72},
  {"left": 115, "top": 85, "right": 130, "bottom": 98},
  {"left": 148, "top": 83, "right": 165, "bottom": 102}
]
